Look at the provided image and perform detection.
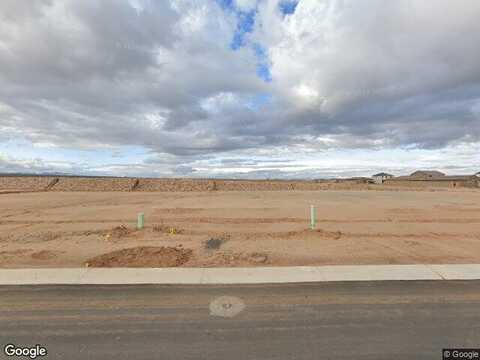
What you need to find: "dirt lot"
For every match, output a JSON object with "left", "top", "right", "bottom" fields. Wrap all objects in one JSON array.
[{"left": 1, "top": 190, "right": 480, "bottom": 268}]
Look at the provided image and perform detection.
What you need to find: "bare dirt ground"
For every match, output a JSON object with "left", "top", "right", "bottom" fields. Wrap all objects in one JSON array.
[{"left": 1, "top": 189, "right": 480, "bottom": 268}]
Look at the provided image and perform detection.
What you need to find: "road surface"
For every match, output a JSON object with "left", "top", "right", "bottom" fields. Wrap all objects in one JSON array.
[{"left": 1, "top": 281, "right": 480, "bottom": 359}]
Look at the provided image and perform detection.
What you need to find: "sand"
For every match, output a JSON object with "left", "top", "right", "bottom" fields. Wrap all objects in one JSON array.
[{"left": 1, "top": 189, "right": 480, "bottom": 268}]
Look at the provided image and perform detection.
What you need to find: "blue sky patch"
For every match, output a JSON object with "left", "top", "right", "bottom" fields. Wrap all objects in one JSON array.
[
  {"left": 279, "top": 0, "right": 298, "bottom": 15},
  {"left": 246, "top": 93, "right": 273, "bottom": 110},
  {"left": 252, "top": 43, "right": 271, "bottom": 82},
  {"left": 256, "top": 63, "right": 272, "bottom": 82},
  {"left": 217, "top": 1, "right": 272, "bottom": 82},
  {"left": 231, "top": 10, "right": 256, "bottom": 49}
]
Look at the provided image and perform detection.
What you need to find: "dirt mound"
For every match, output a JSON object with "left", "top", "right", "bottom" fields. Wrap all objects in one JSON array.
[
  {"left": 85, "top": 246, "right": 193, "bottom": 267},
  {"left": 107, "top": 225, "right": 133, "bottom": 238},
  {"left": 0, "top": 249, "right": 32, "bottom": 261},
  {"left": 31, "top": 250, "right": 58, "bottom": 260},
  {"left": 100, "top": 225, "right": 135, "bottom": 241}
]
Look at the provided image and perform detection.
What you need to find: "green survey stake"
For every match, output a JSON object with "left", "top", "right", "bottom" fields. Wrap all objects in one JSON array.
[
  {"left": 137, "top": 212, "right": 145, "bottom": 230},
  {"left": 310, "top": 205, "right": 316, "bottom": 230}
]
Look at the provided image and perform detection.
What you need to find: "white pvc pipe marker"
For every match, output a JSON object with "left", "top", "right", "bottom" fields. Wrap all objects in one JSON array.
[{"left": 310, "top": 205, "right": 316, "bottom": 230}]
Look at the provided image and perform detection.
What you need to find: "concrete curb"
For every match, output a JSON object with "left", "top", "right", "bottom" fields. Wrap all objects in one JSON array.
[{"left": 1, "top": 264, "right": 480, "bottom": 285}]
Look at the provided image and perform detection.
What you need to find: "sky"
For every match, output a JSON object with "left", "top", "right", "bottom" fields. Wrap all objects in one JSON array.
[{"left": 0, "top": 0, "right": 479, "bottom": 178}]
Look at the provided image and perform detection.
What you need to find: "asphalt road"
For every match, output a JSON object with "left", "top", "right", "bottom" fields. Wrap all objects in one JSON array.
[{"left": 1, "top": 281, "right": 480, "bottom": 360}]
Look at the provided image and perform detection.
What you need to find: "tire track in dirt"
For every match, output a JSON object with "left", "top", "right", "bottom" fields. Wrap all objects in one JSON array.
[
  {"left": 359, "top": 238, "right": 425, "bottom": 263},
  {"left": 0, "top": 219, "right": 134, "bottom": 225},
  {"left": 2, "top": 217, "right": 480, "bottom": 225}
]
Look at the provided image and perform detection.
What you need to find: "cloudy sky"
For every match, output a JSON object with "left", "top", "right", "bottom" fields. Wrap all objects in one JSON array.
[{"left": 0, "top": 0, "right": 479, "bottom": 178}]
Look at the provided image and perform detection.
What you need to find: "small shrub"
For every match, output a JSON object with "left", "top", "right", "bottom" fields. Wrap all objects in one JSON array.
[{"left": 152, "top": 224, "right": 183, "bottom": 235}]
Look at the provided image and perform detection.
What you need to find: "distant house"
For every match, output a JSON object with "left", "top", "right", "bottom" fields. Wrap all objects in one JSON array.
[
  {"left": 410, "top": 170, "right": 445, "bottom": 178},
  {"left": 385, "top": 172, "right": 478, "bottom": 188},
  {"left": 372, "top": 172, "right": 394, "bottom": 184}
]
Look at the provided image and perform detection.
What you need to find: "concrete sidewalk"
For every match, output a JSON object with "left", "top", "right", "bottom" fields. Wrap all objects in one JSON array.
[{"left": 1, "top": 264, "right": 480, "bottom": 285}]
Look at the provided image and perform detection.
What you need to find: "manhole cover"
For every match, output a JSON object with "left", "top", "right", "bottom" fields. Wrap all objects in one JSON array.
[{"left": 209, "top": 296, "right": 245, "bottom": 318}]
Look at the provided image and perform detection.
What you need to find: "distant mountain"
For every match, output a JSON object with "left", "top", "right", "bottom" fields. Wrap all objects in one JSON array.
[
  {"left": 0, "top": 172, "right": 71, "bottom": 177},
  {"left": 0, "top": 172, "right": 118, "bottom": 178}
]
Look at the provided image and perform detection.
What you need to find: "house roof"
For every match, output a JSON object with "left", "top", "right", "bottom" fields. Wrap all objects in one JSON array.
[
  {"left": 373, "top": 172, "right": 393, "bottom": 177},
  {"left": 410, "top": 170, "right": 445, "bottom": 177}
]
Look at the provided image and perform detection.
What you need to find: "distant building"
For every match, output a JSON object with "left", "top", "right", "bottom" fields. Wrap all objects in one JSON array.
[
  {"left": 475, "top": 172, "right": 480, "bottom": 178},
  {"left": 385, "top": 172, "right": 478, "bottom": 188},
  {"left": 410, "top": 170, "right": 445, "bottom": 178},
  {"left": 372, "top": 172, "right": 394, "bottom": 184}
]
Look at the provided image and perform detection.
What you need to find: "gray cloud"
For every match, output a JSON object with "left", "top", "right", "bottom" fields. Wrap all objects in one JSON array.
[
  {"left": 0, "top": 0, "right": 479, "bottom": 178},
  {"left": 0, "top": 0, "right": 264, "bottom": 152}
]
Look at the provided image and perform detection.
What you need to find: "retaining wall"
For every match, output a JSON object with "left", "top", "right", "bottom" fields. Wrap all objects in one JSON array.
[
  {"left": 0, "top": 176, "right": 57, "bottom": 192},
  {"left": 0, "top": 176, "right": 338, "bottom": 192},
  {"left": 0, "top": 176, "right": 476, "bottom": 192},
  {"left": 50, "top": 177, "right": 137, "bottom": 191},
  {"left": 384, "top": 179, "right": 478, "bottom": 189}
]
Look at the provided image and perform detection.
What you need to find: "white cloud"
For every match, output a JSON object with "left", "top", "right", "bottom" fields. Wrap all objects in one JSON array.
[
  {"left": 201, "top": 92, "right": 240, "bottom": 114},
  {"left": 256, "top": 0, "right": 480, "bottom": 113}
]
